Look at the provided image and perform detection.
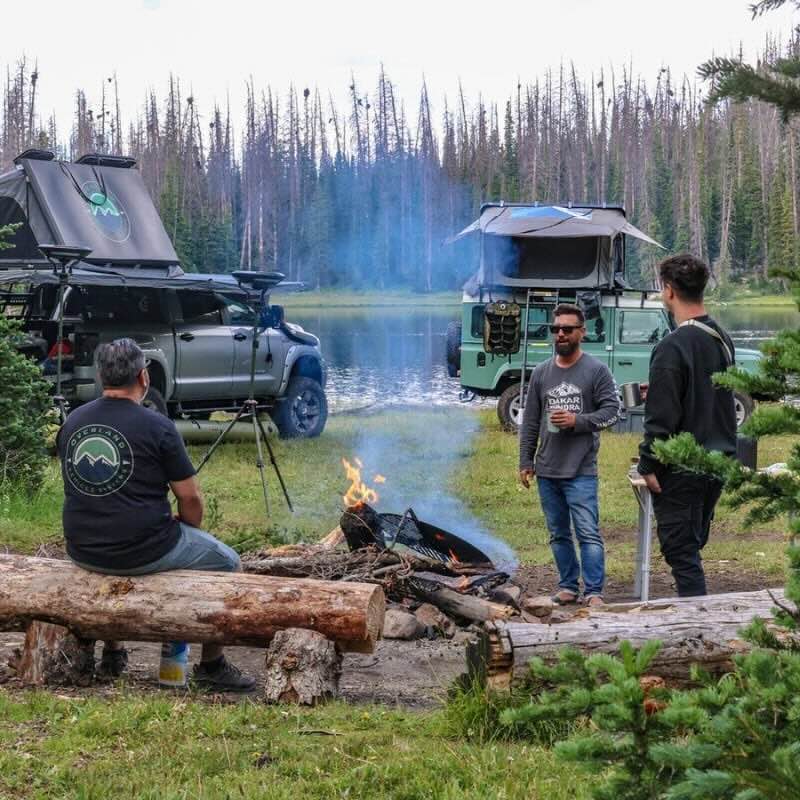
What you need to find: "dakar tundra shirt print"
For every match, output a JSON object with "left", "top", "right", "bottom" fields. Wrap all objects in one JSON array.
[{"left": 519, "top": 354, "right": 620, "bottom": 479}]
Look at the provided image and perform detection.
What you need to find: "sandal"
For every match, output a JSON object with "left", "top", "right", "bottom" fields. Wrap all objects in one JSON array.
[
  {"left": 584, "top": 595, "right": 605, "bottom": 608},
  {"left": 551, "top": 590, "right": 579, "bottom": 605}
]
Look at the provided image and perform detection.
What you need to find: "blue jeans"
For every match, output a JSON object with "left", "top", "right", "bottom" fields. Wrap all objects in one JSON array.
[{"left": 537, "top": 476, "right": 605, "bottom": 597}]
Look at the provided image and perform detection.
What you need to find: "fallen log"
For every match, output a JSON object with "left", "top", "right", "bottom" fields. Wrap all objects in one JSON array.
[
  {"left": 467, "top": 588, "right": 788, "bottom": 689},
  {"left": 0, "top": 554, "right": 385, "bottom": 654},
  {"left": 409, "top": 576, "right": 515, "bottom": 624}
]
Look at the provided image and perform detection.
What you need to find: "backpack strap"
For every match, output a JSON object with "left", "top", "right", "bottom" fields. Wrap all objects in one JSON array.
[{"left": 679, "top": 319, "right": 733, "bottom": 366}]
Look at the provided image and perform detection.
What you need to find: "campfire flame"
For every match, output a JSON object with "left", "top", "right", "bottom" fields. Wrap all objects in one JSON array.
[{"left": 342, "top": 457, "right": 385, "bottom": 508}]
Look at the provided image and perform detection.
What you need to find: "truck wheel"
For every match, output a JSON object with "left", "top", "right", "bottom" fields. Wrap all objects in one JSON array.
[
  {"left": 497, "top": 383, "right": 524, "bottom": 433},
  {"left": 142, "top": 387, "right": 168, "bottom": 416},
  {"left": 272, "top": 377, "right": 328, "bottom": 438},
  {"left": 733, "top": 391, "right": 754, "bottom": 428},
  {"left": 446, "top": 321, "right": 462, "bottom": 378}
]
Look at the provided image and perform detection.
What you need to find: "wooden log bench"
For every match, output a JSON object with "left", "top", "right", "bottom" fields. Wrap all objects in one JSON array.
[
  {"left": 0, "top": 554, "right": 385, "bottom": 702},
  {"left": 467, "top": 588, "right": 787, "bottom": 689}
]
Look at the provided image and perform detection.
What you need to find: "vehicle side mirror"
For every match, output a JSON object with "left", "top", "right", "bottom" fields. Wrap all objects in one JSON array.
[{"left": 260, "top": 305, "right": 285, "bottom": 328}]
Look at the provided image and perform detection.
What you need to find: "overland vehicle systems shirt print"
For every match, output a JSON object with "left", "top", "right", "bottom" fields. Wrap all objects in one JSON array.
[
  {"left": 519, "top": 353, "right": 621, "bottom": 479},
  {"left": 57, "top": 396, "right": 196, "bottom": 570}
]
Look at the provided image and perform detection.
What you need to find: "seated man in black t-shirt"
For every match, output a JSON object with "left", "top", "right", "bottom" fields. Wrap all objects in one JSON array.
[{"left": 57, "top": 338, "right": 255, "bottom": 692}]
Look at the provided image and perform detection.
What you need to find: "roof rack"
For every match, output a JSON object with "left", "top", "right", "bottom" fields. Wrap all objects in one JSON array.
[
  {"left": 13, "top": 149, "right": 55, "bottom": 164},
  {"left": 74, "top": 153, "right": 137, "bottom": 169}
]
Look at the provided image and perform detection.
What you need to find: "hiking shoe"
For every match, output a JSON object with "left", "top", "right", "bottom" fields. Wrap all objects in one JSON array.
[
  {"left": 585, "top": 595, "right": 605, "bottom": 608},
  {"left": 192, "top": 657, "right": 256, "bottom": 693},
  {"left": 97, "top": 646, "right": 128, "bottom": 678},
  {"left": 551, "top": 590, "right": 579, "bottom": 606}
]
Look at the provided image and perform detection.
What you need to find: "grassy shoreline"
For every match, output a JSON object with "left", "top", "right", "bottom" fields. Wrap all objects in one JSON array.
[{"left": 272, "top": 287, "right": 797, "bottom": 309}]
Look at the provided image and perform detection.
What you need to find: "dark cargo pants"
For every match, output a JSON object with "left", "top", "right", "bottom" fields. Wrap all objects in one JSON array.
[{"left": 651, "top": 469, "right": 723, "bottom": 597}]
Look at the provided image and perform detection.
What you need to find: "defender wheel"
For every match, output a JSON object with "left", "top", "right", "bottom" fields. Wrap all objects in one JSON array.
[
  {"left": 272, "top": 377, "right": 328, "bottom": 438},
  {"left": 142, "top": 387, "right": 168, "bottom": 416},
  {"left": 733, "top": 391, "right": 754, "bottom": 428},
  {"left": 497, "top": 382, "right": 524, "bottom": 433},
  {"left": 446, "top": 321, "right": 462, "bottom": 378}
]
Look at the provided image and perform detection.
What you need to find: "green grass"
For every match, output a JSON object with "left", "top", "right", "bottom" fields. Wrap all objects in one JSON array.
[
  {"left": 0, "top": 408, "right": 792, "bottom": 798},
  {"left": 708, "top": 293, "right": 797, "bottom": 307},
  {"left": 0, "top": 691, "right": 592, "bottom": 800},
  {"left": 274, "top": 289, "right": 460, "bottom": 309},
  {"left": 452, "top": 410, "right": 793, "bottom": 578}
]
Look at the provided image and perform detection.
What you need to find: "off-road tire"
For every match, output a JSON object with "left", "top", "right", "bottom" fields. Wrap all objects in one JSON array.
[
  {"left": 142, "top": 387, "right": 168, "bottom": 416},
  {"left": 497, "top": 382, "right": 524, "bottom": 433},
  {"left": 733, "top": 391, "right": 754, "bottom": 428},
  {"left": 446, "top": 321, "right": 462, "bottom": 378},
  {"left": 272, "top": 377, "right": 328, "bottom": 439}
]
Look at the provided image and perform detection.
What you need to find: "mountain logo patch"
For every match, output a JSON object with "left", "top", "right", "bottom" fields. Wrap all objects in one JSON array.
[
  {"left": 65, "top": 424, "right": 134, "bottom": 496},
  {"left": 81, "top": 180, "right": 131, "bottom": 243}
]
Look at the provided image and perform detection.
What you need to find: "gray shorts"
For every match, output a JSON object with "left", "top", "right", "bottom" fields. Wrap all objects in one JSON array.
[{"left": 72, "top": 522, "right": 241, "bottom": 576}]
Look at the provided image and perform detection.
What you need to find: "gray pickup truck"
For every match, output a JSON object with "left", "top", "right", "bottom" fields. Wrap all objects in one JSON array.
[
  {"left": 3, "top": 271, "right": 328, "bottom": 438},
  {"left": 0, "top": 149, "right": 328, "bottom": 438}
]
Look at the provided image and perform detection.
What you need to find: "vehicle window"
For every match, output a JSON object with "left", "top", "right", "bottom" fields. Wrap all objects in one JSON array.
[
  {"left": 619, "top": 311, "right": 670, "bottom": 344},
  {"left": 470, "top": 306, "right": 485, "bottom": 338},
  {"left": 82, "top": 287, "right": 164, "bottom": 324},
  {"left": 524, "top": 306, "right": 551, "bottom": 340},
  {"left": 583, "top": 315, "right": 606, "bottom": 344},
  {"left": 222, "top": 296, "right": 256, "bottom": 326},
  {"left": 178, "top": 291, "right": 223, "bottom": 325}
]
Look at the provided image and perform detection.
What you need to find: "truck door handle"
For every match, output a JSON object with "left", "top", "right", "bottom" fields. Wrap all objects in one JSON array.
[
  {"left": 180, "top": 332, "right": 195, "bottom": 342},
  {"left": 233, "top": 332, "right": 247, "bottom": 341},
  {"left": 617, "top": 360, "right": 633, "bottom": 365}
]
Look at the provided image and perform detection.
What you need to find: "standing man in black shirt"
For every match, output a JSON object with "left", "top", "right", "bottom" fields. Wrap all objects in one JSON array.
[
  {"left": 57, "top": 338, "right": 255, "bottom": 691},
  {"left": 638, "top": 254, "right": 737, "bottom": 597}
]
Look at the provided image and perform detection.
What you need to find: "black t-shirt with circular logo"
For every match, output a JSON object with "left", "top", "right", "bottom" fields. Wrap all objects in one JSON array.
[{"left": 57, "top": 397, "right": 196, "bottom": 570}]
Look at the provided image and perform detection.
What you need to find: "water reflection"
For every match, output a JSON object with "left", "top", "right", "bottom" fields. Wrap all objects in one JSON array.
[{"left": 290, "top": 304, "right": 799, "bottom": 412}]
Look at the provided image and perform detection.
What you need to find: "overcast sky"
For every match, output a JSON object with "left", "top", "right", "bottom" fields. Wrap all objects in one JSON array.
[{"left": 4, "top": 0, "right": 798, "bottom": 138}]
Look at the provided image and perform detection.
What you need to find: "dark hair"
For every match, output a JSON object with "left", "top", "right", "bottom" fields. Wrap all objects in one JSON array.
[
  {"left": 658, "top": 253, "right": 709, "bottom": 302},
  {"left": 553, "top": 303, "right": 585, "bottom": 325},
  {"left": 95, "top": 338, "right": 147, "bottom": 388}
]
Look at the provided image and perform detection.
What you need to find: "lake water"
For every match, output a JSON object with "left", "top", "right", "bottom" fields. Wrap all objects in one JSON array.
[{"left": 290, "top": 304, "right": 799, "bottom": 414}]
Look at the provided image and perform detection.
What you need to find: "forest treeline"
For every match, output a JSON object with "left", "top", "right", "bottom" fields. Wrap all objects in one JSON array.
[{"left": 2, "top": 34, "right": 800, "bottom": 290}]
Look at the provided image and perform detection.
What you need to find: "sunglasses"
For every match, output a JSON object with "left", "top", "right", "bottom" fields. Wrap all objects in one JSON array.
[{"left": 549, "top": 324, "right": 582, "bottom": 335}]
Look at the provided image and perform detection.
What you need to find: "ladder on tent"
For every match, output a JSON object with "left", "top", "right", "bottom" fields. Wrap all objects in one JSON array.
[{"left": 517, "top": 288, "right": 577, "bottom": 434}]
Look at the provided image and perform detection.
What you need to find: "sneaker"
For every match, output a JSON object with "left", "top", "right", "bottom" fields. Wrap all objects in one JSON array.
[
  {"left": 97, "top": 646, "right": 128, "bottom": 678},
  {"left": 585, "top": 595, "right": 605, "bottom": 608},
  {"left": 192, "top": 657, "right": 256, "bottom": 693},
  {"left": 551, "top": 590, "right": 579, "bottom": 606}
]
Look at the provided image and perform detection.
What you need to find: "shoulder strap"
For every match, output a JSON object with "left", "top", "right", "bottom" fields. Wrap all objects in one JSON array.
[{"left": 679, "top": 319, "right": 733, "bottom": 366}]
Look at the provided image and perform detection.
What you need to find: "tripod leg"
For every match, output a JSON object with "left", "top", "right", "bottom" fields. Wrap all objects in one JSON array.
[
  {"left": 194, "top": 404, "right": 248, "bottom": 473},
  {"left": 252, "top": 409, "right": 271, "bottom": 518},
  {"left": 255, "top": 415, "right": 294, "bottom": 513}
]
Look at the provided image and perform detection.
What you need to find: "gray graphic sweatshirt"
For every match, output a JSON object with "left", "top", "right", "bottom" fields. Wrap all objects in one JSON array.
[{"left": 518, "top": 353, "right": 621, "bottom": 479}]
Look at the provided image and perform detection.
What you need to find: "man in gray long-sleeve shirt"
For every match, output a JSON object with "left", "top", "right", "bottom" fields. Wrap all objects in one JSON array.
[{"left": 519, "top": 303, "right": 620, "bottom": 606}]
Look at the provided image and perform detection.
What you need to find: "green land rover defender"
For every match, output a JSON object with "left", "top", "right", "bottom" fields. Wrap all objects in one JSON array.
[{"left": 446, "top": 203, "right": 760, "bottom": 432}]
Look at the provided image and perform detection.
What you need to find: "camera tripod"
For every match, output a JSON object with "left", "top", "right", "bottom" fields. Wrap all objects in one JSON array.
[
  {"left": 38, "top": 245, "right": 93, "bottom": 424},
  {"left": 194, "top": 274, "right": 293, "bottom": 517}
]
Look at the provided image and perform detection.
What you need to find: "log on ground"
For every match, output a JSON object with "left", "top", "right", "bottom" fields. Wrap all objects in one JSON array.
[
  {"left": 0, "top": 554, "right": 385, "bottom": 653},
  {"left": 467, "top": 588, "right": 787, "bottom": 689}
]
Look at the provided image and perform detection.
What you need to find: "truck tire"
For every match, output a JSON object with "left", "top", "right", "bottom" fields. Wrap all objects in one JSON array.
[
  {"left": 142, "top": 387, "right": 168, "bottom": 416},
  {"left": 272, "top": 377, "right": 328, "bottom": 438},
  {"left": 497, "top": 382, "right": 524, "bottom": 433},
  {"left": 446, "top": 321, "right": 462, "bottom": 378},
  {"left": 733, "top": 391, "right": 754, "bottom": 428}
]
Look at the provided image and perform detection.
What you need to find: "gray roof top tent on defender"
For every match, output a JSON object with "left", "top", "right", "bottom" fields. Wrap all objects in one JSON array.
[{"left": 0, "top": 149, "right": 328, "bottom": 438}]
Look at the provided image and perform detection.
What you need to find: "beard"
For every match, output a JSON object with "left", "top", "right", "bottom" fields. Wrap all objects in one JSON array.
[{"left": 555, "top": 339, "right": 579, "bottom": 357}]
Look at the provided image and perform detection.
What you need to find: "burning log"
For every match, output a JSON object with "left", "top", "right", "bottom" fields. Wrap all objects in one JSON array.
[
  {"left": 467, "top": 589, "right": 788, "bottom": 689},
  {"left": 0, "top": 554, "right": 386, "bottom": 683}
]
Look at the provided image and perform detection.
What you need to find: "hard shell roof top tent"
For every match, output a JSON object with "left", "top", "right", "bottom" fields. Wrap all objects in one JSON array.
[
  {"left": 451, "top": 203, "right": 663, "bottom": 293},
  {"left": 0, "top": 149, "right": 182, "bottom": 277}
]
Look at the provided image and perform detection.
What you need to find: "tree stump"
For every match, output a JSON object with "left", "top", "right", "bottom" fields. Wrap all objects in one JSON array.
[
  {"left": 263, "top": 628, "right": 341, "bottom": 705},
  {"left": 13, "top": 621, "right": 95, "bottom": 686}
]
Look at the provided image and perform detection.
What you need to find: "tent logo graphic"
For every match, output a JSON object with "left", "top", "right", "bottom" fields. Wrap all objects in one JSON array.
[
  {"left": 81, "top": 180, "right": 132, "bottom": 244},
  {"left": 65, "top": 425, "right": 134, "bottom": 496}
]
